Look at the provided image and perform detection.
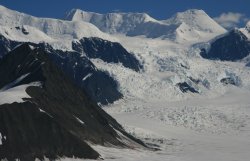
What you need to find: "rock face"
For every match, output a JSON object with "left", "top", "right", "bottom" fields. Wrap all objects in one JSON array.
[
  {"left": 0, "top": 44, "right": 145, "bottom": 161},
  {"left": 177, "top": 82, "right": 199, "bottom": 93},
  {"left": 200, "top": 29, "right": 250, "bottom": 61},
  {"left": 0, "top": 35, "right": 127, "bottom": 104},
  {"left": 42, "top": 43, "right": 123, "bottom": 105},
  {"left": 72, "top": 37, "right": 142, "bottom": 71},
  {"left": 0, "top": 102, "right": 99, "bottom": 161},
  {"left": 0, "top": 35, "right": 19, "bottom": 58}
]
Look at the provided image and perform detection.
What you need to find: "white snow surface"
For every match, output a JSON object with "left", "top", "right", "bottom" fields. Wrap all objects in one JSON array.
[
  {"left": 0, "top": 5, "right": 116, "bottom": 50},
  {"left": 0, "top": 82, "right": 41, "bottom": 105},
  {"left": 240, "top": 21, "right": 250, "bottom": 39},
  {"left": 88, "top": 34, "right": 250, "bottom": 161},
  {"left": 65, "top": 9, "right": 226, "bottom": 43},
  {"left": 65, "top": 9, "right": 158, "bottom": 33}
]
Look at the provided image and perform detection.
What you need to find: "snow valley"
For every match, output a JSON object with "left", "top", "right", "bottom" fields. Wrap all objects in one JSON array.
[{"left": 0, "top": 5, "right": 250, "bottom": 161}]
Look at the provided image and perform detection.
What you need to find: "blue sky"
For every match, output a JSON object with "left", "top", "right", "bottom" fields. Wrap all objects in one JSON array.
[{"left": 0, "top": 0, "right": 249, "bottom": 29}]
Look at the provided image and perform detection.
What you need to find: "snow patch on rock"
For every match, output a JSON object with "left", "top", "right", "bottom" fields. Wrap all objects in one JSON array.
[{"left": 0, "top": 82, "right": 41, "bottom": 105}]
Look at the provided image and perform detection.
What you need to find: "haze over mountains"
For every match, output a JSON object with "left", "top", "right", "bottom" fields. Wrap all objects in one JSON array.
[{"left": 0, "top": 4, "right": 250, "bottom": 161}]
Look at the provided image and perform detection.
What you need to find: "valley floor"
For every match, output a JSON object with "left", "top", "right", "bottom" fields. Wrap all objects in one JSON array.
[
  {"left": 83, "top": 35, "right": 250, "bottom": 161},
  {"left": 95, "top": 88, "right": 250, "bottom": 161}
]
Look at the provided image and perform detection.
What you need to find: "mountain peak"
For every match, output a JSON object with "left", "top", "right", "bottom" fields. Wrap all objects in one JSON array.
[
  {"left": 64, "top": 9, "right": 157, "bottom": 34},
  {"left": 164, "top": 9, "right": 226, "bottom": 34},
  {"left": 65, "top": 9, "right": 156, "bottom": 23},
  {"left": 65, "top": 9, "right": 97, "bottom": 21},
  {"left": 64, "top": 8, "right": 226, "bottom": 42},
  {"left": 177, "top": 9, "right": 207, "bottom": 15}
]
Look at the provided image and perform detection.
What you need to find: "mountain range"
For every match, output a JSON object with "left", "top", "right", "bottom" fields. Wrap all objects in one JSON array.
[
  {"left": 0, "top": 4, "right": 250, "bottom": 161},
  {"left": 65, "top": 9, "right": 226, "bottom": 42}
]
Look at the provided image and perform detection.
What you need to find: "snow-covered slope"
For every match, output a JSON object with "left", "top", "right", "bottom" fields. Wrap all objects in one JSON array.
[
  {"left": 65, "top": 9, "right": 158, "bottom": 34},
  {"left": 93, "top": 34, "right": 250, "bottom": 161},
  {"left": 162, "top": 9, "right": 226, "bottom": 41},
  {"left": 0, "top": 5, "right": 115, "bottom": 50},
  {"left": 240, "top": 21, "right": 250, "bottom": 39},
  {"left": 65, "top": 9, "right": 226, "bottom": 43},
  {"left": 0, "top": 82, "right": 41, "bottom": 105}
]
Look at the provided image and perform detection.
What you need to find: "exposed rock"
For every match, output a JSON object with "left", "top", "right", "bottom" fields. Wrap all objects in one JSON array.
[
  {"left": 0, "top": 44, "right": 146, "bottom": 161},
  {"left": 72, "top": 37, "right": 142, "bottom": 71},
  {"left": 200, "top": 29, "right": 250, "bottom": 61},
  {"left": 177, "top": 82, "right": 199, "bottom": 93}
]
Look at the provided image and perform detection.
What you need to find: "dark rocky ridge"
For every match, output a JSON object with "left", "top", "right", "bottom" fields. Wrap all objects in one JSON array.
[
  {"left": 42, "top": 44, "right": 123, "bottom": 105},
  {"left": 0, "top": 35, "right": 20, "bottom": 58},
  {"left": 72, "top": 37, "right": 142, "bottom": 71},
  {"left": 0, "top": 35, "right": 128, "bottom": 104},
  {"left": 200, "top": 29, "right": 250, "bottom": 61},
  {"left": 0, "top": 44, "right": 146, "bottom": 161},
  {"left": 0, "top": 102, "right": 99, "bottom": 161}
]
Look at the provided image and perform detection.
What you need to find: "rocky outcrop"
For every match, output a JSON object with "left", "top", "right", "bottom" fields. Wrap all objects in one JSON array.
[
  {"left": 72, "top": 37, "right": 142, "bottom": 71},
  {"left": 200, "top": 29, "right": 250, "bottom": 61}
]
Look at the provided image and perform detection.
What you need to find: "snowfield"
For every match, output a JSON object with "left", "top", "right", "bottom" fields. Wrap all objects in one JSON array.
[
  {"left": 1, "top": 5, "right": 250, "bottom": 161},
  {"left": 91, "top": 34, "right": 250, "bottom": 161}
]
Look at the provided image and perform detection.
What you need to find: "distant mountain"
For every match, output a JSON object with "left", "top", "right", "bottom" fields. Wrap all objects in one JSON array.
[
  {"left": 162, "top": 9, "right": 227, "bottom": 42},
  {"left": 0, "top": 5, "right": 115, "bottom": 50},
  {"left": 65, "top": 9, "right": 158, "bottom": 34},
  {"left": 0, "top": 44, "right": 146, "bottom": 161},
  {"left": 65, "top": 9, "right": 226, "bottom": 42}
]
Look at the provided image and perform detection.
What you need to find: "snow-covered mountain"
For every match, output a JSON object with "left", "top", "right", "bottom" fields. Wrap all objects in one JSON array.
[
  {"left": 65, "top": 9, "right": 226, "bottom": 42},
  {"left": 0, "top": 34, "right": 138, "bottom": 104},
  {"left": 162, "top": 9, "right": 227, "bottom": 42},
  {"left": 65, "top": 9, "right": 158, "bottom": 33},
  {"left": 0, "top": 5, "right": 115, "bottom": 50},
  {"left": 1, "top": 5, "right": 250, "bottom": 161},
  {"left": 0, "top": 5, "right": 144, "bottom": 104}
]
